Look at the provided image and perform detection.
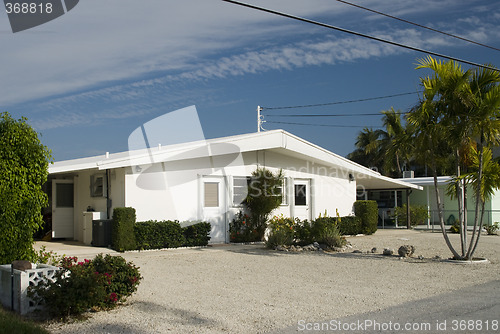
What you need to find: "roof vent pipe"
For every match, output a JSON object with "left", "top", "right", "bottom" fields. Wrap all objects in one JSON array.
[{"left": 105, "top": 152, "right": 109, "bottom": 159}]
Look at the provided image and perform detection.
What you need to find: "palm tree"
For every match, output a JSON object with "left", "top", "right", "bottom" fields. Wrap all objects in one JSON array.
[
  {"left": 347, "top": 127, "right": 387, "bottom": 173},
  {"left": 382, "top": 108, "right": 415, "bottom": 177},
  {"left": 411, "top": 56, "right": 500, "bottom": 260}
]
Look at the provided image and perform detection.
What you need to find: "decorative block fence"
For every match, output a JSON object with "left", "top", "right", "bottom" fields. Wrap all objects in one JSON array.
[{"left": 0, "top": 263, "right": 59, "bottom": 314}]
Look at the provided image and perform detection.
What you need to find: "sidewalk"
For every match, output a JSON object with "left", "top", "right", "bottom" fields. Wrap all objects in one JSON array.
[{"left": 34, "top": 240, "right": 118, "bottom": 259}]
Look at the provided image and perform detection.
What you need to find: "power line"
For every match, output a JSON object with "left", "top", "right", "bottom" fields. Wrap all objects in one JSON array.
[
  {"left": 221, "top": 0, "right": 499, "bottom": 72},
  {"left": 334, "top": 0, "right": 500, "bottom": 52},
  {"left": 262, "top": 92, "right": 417, "bottom": 110},
  {"left": 266, "top": 120, "right": 380, "bottom": 128},
  {"left": 267, "top": 112, "right": 408, "bottom": 117}
]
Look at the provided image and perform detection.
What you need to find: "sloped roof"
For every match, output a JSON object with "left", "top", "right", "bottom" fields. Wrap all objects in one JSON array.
[{"left": 49, "top": 129, "right": 421, "bottom": 190}]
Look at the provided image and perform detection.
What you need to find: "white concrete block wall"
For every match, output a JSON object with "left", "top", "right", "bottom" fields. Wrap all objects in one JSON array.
[{"left": 0, "top": 264, "right": 59, "bottom": 315}]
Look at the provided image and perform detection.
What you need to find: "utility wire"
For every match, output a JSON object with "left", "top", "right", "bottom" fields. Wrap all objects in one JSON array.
[
  {"left": 334, "top": 0, "right": 500, "bottom": 52},
  {"left": 267, "top": 112, "right": 408, "bottom": 117},
  {"left": 266, "top": 120, "right": 380, "bottom": 128},
  {"left": 262, "top": 92, "right": 417, "bottom": 110},
  {"left": 221, "top": 0, "right": 499, "bottom": 72}
]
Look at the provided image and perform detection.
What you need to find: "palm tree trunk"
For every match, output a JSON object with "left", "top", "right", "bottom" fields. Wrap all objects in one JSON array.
[
  {"left": 469, "top": 199, "right": 485, "bottom": 258},
  {"left": 431, "top": 148, "right": 461, "bottom": 259},
  {"left": 467, "top": 138, "right": 484, "bottom": 259},
  {"left": 455, "top": 151, "right": 466, "bottom": 257}
]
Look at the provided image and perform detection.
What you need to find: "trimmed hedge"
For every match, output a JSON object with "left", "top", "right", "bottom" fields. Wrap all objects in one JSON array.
[
  {"left": 183, "top": 222, "right": 211, "bottom": 246},
  {"left": 134, "top": 220, "right": 185, "bottom": 250},
  {"left": 337, "top": 216, "right": 362, "bottom": 235},
  {"left": 112, "top": 207, "right": 137, "bottom": 252},
  {"left": 134, "top": 220, "right": 212, "bottom": 250},
  {"left": 353, "top": 200, "right": 378, "bottom": 235},
  {"left": 111, "top": 207, "right": 212, "bottom": 250}
]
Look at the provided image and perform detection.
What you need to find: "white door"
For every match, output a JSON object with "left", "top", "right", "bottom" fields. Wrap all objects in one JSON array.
[
  {"left": 52, "top": 179, "right": 74, "bottom": 238},
  {"left": 293, "top": 179, "right": 311, "bottom": 221},
  {"left": 201, "top": 176, "right": 227, "bottom": 243}
]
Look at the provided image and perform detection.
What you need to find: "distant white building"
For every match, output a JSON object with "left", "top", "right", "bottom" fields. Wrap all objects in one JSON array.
[{"left": 47, "top": 130, "right": 420, "bottom": 243}]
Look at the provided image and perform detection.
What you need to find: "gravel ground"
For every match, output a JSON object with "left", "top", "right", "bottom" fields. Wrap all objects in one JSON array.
[{"left": 42, "top": 229, "right": 500, "bottom": 333}]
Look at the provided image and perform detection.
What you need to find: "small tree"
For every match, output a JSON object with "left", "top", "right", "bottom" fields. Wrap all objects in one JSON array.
[
  {"left": 245, "top": 168, "right": 284, "bottom": 240},
  {"left": 0, "top": 112, "right": 52, "bottom": 263}
]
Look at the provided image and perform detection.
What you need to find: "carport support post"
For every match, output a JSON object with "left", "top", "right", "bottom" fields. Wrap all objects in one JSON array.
[{"left": 406, "top": 189, "right": 411, "bottom": 229}]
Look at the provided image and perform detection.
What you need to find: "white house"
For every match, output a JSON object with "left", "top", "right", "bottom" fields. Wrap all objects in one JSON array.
[{"left": 47, "top": 130, "right": 420, "bottom": 244}]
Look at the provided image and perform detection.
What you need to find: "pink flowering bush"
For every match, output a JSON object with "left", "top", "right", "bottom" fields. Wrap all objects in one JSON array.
[{"left": 28, "top": 254, "right": 141, "bottom": 317}]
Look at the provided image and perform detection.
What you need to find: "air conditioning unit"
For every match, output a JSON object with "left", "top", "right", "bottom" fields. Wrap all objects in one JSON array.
[{"left": 403, "top": 171, "right": 414, "bottom": 179}]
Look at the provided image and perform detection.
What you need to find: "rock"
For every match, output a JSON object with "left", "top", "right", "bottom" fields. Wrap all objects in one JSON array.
[
  {"left": 418, "top": 255, "right": 424, "bottom": 260},
  {"left": 276, "top": 245, "right": 288, "bottom": 252},
  {"left": 352, "top": 250, "right": 362, "bottom": 254},
  {"left": 12, "top": 260, "right": 32, "bottom": 271},
  {"left": 332, "top": 247, "right": 344, "bottom": 252},
  {"left": 383, "top": 248, "right": 394, "bottom": 256},
  {"left": 289, "top": 245, "right": 296, "bottom": 252},
  {"left": 433, "top": 255, "right": 442, "bottom": 260},
  {"left": 371, "top": 247, "right": 377, "bottom": 253},
  {"left": 313, "top": 242, "right": 320, "bottom": 249},
  {"left": 398, "top": 245, "right": 416, "bottom": 257}
]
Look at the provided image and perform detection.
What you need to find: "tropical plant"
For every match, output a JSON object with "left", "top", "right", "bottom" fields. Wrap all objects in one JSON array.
[
  {"left": 0, "top": 112, "right": 52, "bottom": 264},
  {"left": 244, "top": 168, "right": 284, "bottom": 239},
  {"left": 485, "top": 222, "right": 499, "bottom": 235},
  {"left": 409, "top": 56, "right": 500, "bottom": 260},
  {"left": 347, "top": 127, "right": 387, "bottom": 174}
]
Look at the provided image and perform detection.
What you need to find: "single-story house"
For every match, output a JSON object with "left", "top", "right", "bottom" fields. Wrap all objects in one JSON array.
[
  {"left": 398, "top": 176, "right": 500, "bottom": 228},
  {"left": 46, "top": 129, "right": 420, "bottom": 244}
]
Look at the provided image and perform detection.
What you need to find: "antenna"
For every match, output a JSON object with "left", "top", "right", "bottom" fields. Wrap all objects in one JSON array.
[{"left": 257, "top": 105, "right": 265, "bottom": 132}]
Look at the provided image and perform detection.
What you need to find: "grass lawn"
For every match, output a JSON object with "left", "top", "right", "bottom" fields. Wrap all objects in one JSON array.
[{"left": 0, "top": 307, "right": 49, "bottom": 334}]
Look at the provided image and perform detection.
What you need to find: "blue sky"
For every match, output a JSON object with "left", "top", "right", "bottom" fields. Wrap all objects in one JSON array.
[{"left": 1, "top": 0, "right": 499, "bottom": 161}]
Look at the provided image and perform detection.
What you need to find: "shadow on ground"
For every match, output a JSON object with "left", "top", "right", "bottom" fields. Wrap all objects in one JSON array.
[{"left": 271, "top": 280, "right": 500, "bottom": 334}]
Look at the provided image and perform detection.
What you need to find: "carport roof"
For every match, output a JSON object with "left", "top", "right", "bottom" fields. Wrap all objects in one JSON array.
[{"left": 49, "top": 129, "right": 421, "bottom": 191}]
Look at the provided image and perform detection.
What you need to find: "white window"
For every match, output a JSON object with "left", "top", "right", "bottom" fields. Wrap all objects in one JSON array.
[
  {"left": 232, "top": 176, "right": 287, "bottom": 206},
  {"left": 90, "top": 174, "right": 106, "bottom": 197},
  {"left": 204, "top": 182, "right": 219, "bottom": 207},
  {"left": 232, "top": 176, "right": 250, "bottom": 206}
]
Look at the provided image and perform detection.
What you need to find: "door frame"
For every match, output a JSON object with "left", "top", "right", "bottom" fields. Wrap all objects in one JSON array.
[
  {"left": 199, "top": 175, "right": 228, "bottom": 243},
  {"left": 51, "top": 178, "right": 75, "bottom": 239},
  {"left": 291, "top": 178, "right": 311, "bottom": 221}
]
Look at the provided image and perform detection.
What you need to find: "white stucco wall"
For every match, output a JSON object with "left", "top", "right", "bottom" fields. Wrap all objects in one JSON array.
[{"left": 123, "top": 149, "right": 356, "bottom": 224}]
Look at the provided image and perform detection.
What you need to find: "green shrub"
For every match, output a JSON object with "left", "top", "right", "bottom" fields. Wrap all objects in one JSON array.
[
  {"left": 229, "top": 211, "right": 260, "bottom": 243},
  {"left": 449, "top": 220, "right": 460, "bottom": 234},
  {"left": 134, "top": 220, "right": 185, "bottom": 250},
  {"left": 311, "top": 217, "right": 345, "bottom": 248},
  {"left": 28, "top": 254, "right": 141, "bottom": 317},
  {"left": 353, "top": 200, "right": 378, "bottom": 235},
  {"left": 485, "top": 222, "right": 499, "bottom": 235},
  {"left": 294, "top": 219, "right": 314, "bottom": 245},
  {"left": 0, "top": 113, "right": 52, "bottom": 264},
  {"left": 266, "top": 215, "right": 295, "bottom": 248},
  {"left": 182, "top": 222, "right": 211, "bottom": 246},
  {"left": 337, "top": 216, "right": 362, "bottom": 235},
  {"left": 112, "top": 207, "right": 137, "bottom": 252},
  {"left": 393, "top": 204, "right": 429, "bottom": 227}
]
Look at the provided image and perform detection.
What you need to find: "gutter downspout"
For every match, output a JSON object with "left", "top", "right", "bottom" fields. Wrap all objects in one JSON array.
[{"left": 106, "top": 169, "right": 111, "bottom": 219}]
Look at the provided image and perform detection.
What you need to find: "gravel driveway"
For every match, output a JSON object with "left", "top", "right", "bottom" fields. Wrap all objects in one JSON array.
[{"left": 43, "top": 229, "right": 500, "bottom": 333}]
